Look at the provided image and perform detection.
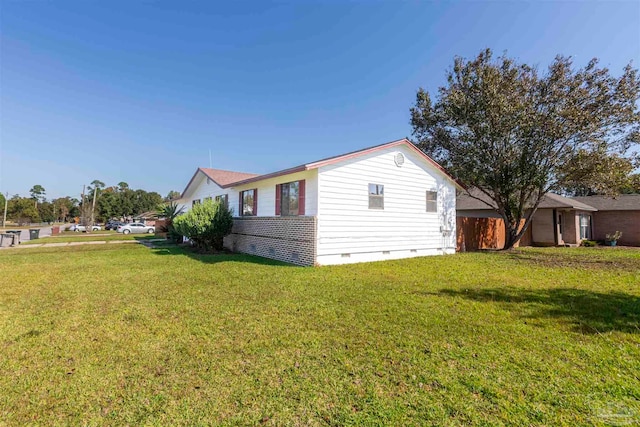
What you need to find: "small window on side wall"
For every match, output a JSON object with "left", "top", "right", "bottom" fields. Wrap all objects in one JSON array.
[
  {"left": 192, "top": 199, "right": 201, "bottom": 207},
  {"left": 368, "top": 184, "right": 384, "bottom": 209},
  {"left": 215, "top": 194, "right": 228, "bottom": 208},
  {"left": 426, "top": 191, "right": 437, "bottom": 212}
]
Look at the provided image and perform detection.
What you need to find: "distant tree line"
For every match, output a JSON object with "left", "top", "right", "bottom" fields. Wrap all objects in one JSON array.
[{"left": 3, "top": 182, "right": 181, "bottom": 225}]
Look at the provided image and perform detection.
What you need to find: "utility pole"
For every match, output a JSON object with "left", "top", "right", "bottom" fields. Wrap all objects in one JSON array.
[
  {"left": 90, "top": 185, "right": 98, "bottom": 228},
  {"left": 81, "top": 185, "right": 86, "bottom": 225},
  {"left": 2, "top": 192, "right": 8, "bottom": 228}
]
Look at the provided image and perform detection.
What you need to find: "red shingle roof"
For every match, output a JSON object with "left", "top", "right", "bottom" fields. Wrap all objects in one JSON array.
[
  {"left": 180, "top": 168, "right": 258, "bottom": 198},
  {"left": 199, "top": 168, "right": 259, "bottom": 187}
]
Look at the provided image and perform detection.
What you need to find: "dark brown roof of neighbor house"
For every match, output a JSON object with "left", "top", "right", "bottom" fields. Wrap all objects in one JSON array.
[
  {"left": 457, "top": 189, "right": 597, "bottom": 211},
  {"left": 538, "top": 193, "right": 597, "bottom": 211},
  {"left": 134, "top": 211, "right": 158, "bottom": 219},
  {"left": 572, "top": 194, "right": 640, "bottom": 211}
]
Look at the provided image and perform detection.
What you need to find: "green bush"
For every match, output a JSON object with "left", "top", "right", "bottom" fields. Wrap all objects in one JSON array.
[
  {"left": 157, "top": 202, "right": 185, "bottom": 243},
  {"left": 580, "top": 239, "right": 597, "bottom": 247},
  {"left": 173, "top": 200, "right": 233, "bottom": 251}
]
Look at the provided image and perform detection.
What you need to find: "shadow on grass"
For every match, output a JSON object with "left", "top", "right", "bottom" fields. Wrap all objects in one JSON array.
[
  {"left": 492, "top": 248, "right": 640, "bottom": 272},
  {"left": 131, "top": 235, "right": 162, "bottom": 241},
  {"left": 147, "top": 244, "right": 297, "bottom": 267},
  {"left": 437, "top": 287, "right": 640, "bottom": 334}
]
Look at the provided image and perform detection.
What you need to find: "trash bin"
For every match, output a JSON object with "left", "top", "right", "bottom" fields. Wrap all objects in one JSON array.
[
  {"left": 29, "top": 229, "right": 40, "bottom": 240},
  {"left": 6, "top": 230, "right": 21, "bottom": 245},
  {"left": 1, "top": 233, "right": 15, "bottom": 247}
]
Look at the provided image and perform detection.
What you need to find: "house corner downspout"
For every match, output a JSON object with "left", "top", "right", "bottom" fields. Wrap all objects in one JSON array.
[{"left": 552, "top": 208, "right": 558, "bottom": 246}]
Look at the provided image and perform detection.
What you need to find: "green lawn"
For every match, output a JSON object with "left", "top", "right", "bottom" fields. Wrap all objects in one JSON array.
[
  {"left": 23, "top": 234, "right": 158, "bottom": 244},
  {"left": 59, "top": 229, "right": 119, "bottom": 236},
  {"left": 0, "top": 246, "right": 638, "bottom": 426}
]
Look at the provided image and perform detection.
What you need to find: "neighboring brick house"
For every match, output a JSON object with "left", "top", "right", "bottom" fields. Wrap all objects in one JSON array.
[
  {"left": 456, "top": 191, "right": 640, "bottom": 249},
  {"left": 572, "top": 195, "right": 640, "bottom": 246},
  {"left": 456, "top": 190, "right": 597, "bottom": 249},
  {"left": 178, "top": 138, "right": 461, "bottom": 266},
  {"left": 133, "top": 211, "right": 158, "bottom": 226}
]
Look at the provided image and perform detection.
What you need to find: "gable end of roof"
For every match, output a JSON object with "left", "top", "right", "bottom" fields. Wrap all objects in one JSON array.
[
  {"left": 225, "top": 138, "right": 463, "bottom": 189},
  {"left": 180, "top": 167, "right": 259, "bottom": 198}
]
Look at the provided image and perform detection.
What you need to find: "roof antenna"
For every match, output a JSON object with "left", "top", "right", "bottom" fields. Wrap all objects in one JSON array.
[{"left": 209, "top": 149, "right": 212, "bottom": 169}]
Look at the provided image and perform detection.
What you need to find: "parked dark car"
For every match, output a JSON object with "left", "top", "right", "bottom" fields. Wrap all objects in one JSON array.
[{"left": 105, "top": 221, "right": 125, "bottom": 230}]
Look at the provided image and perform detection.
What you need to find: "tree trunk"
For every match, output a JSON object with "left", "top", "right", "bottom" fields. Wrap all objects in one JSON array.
[
  {"left": 501, "top": 209, "right": 538, "bottom": 250},
  {"left": 503, "top": 221, "right": 520, "bottom": 250}
]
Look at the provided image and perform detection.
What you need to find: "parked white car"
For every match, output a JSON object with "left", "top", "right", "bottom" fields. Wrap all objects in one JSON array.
[
  {"left": 117, "top": 223, "right": 155, "bottom": 234},
  {"left": 69, "top": 224, "right": 102, "bottom": 232}
]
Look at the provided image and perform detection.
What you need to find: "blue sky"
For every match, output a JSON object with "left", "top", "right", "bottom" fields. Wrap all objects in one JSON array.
[{"left": 1, "top": 1, "right": 639, "bottom": 200}]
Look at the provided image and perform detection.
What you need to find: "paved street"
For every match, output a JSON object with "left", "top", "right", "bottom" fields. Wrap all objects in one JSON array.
[{"left": 18, "top": 225, "right": 53, "bottom": 241}]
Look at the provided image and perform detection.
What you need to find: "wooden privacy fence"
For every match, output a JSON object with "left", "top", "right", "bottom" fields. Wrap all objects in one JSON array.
[{"left": 457, "top": 217, "right": 531, "bottom": 251}]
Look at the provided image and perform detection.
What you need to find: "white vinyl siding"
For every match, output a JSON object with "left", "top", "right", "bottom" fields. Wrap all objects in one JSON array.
[
  {"left": 316, "top": 145, "right": 456, "bottom": 265},
  {"left": 179, "top": 173, "right": 227, "bottom": 213}
]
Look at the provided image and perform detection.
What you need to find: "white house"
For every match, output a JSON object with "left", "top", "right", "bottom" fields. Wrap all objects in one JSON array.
[{"left": 178, "top": 138, "right": 460, "bottom": 266}]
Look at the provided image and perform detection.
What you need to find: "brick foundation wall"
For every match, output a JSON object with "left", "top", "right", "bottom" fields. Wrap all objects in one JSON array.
[{"left": 224, "top": 216, "right": 317, "bottom": 266}]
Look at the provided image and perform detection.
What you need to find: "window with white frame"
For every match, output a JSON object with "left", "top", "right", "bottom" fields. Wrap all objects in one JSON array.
[
  {"left": 426, "top": 190, "right": 437, "bottom": 212},
  {"left": 192, "top": 199, "right": 201, "bottom": 207},
  {"left": 579, "top": 213, "right": 591, "bottom": 240},
  {"left": 368, "top": 184, "right": 384, "bottom": 209}
]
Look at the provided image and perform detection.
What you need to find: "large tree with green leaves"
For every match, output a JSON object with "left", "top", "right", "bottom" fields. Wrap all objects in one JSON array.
[
  {"left": 29, "top": 185, "right": 46, "bottom": 209},
  {"left": 37, "top": 201, "right": 55, "bottom": 223},
  {"left": 8, "top": 196, "right": 40, "bottom": 225},
  {"left": 558, "top": 148, "right": 639, "bottom": 196},
  {"left": 165, "top": 190, "right": 181, "bottom": 201},
  {"left": 620, "top": 173, "right": 640, "bottom": 194},
  {"left": 410, "top": 49, "right": 640, "bottom": 249},
  {"left": 53, "top": 197, "right": 79, "bottom": 222}
]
